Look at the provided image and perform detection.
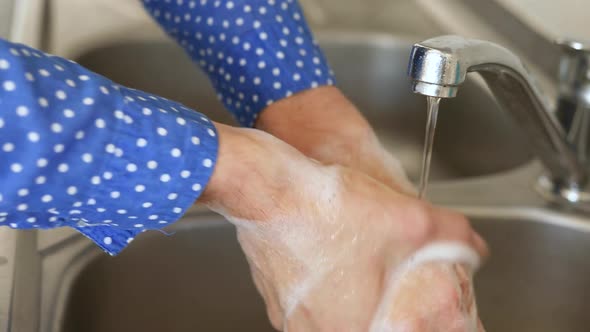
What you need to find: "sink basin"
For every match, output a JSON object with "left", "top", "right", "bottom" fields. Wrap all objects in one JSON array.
[
  {"left": 56, "top": 215, "right": 590, "bottom": 332},
  {"left": 75, "top": 34, "right": 532, "bottom": 181},
  {"left": 473, "top": 219, "right": 590, "bottom": 332}
]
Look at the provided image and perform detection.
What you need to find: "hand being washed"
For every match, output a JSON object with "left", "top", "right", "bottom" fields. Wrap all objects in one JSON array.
[
  {"left": 256, "top": 86, "right": 417, "bottom": 195},
  {"left": 256, "top": 86, "right": 488, "bottom": 331},
  {"left": 200, "top": 123, "right": 487, "bottom": 331}
]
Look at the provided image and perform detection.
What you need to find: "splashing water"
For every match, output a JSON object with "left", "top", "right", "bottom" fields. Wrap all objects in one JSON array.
[{"left": 418, "top": 97, "right": 441, "bottom": 199}]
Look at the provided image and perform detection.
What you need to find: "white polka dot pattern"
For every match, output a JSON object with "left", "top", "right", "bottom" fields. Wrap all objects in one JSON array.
[
  {"left": 142, "top": 0, "right": 335, "bottom": 127},
  {"left": 0, "top": 39, "right": 218, "bottom": 255}
]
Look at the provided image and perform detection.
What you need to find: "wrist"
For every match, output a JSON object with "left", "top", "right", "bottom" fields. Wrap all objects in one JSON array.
[
  {"left": 254, "top": 86, "right": 415, "bottom": 194},
  {"left": 256, "top": 86, "right": 374, "bottom": 159},
  {"left": 199, "top": 123, "right": 299, "bottom": 221},
  {"left": 199, "top": 123, "right": 256, "bottom": 205}
]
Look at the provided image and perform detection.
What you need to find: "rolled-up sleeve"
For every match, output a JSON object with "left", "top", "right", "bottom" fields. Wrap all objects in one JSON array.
[{"left": 0, "top": 38, "right": 218, "bottom": 255}]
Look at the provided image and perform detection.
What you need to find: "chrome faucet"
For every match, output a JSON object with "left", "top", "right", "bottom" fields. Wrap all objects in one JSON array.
[
  {"left": 556, "top": 40, "right": 590, "bottom": 167},
  {"left": 407, "top": 35, "right": 590, "bottom": 211}
]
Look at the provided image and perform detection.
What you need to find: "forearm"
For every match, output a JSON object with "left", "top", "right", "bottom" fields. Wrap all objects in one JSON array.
[{"left": 256, "top": 86, "right": 373, "bottom": 159}]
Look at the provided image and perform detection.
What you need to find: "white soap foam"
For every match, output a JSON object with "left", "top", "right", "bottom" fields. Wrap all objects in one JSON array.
[
  {"left": 210, "top": 161, "right": 344, "bottom": 323},
  {"left": 369, "top": 242, "right": 480, "bottom": 332}
]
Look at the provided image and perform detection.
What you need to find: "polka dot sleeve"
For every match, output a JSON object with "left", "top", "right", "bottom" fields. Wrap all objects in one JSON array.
[
  {"left": 0, "top": 39, "right": 218, "bottom": 255},
  {"left": 142, "top": 0, "right": 336, "bottom": 127}
]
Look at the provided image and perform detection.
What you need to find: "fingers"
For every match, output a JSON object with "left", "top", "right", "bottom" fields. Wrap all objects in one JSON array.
[
  {"left": 452, "top": 264, "right": 476, "bottom": 316},
  {"left": 369, "top": 146, "right": 490, "bottom": 261},
  {"left": 249, "top": 266, "right": 284, "bottom": 329},
  {"left": 470, "top": 231, "right": 489, "bottom": 261},
  {"left": 382, "top": 262, "right": 481, "bottom": 332},
  {"left": 395, "top": 199, "right": 488, "bottom": 262}
]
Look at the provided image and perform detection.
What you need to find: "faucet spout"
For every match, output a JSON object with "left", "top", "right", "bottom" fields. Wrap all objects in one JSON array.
[{"left": 408, "top": 35, "right": 587, "bottom": 189}]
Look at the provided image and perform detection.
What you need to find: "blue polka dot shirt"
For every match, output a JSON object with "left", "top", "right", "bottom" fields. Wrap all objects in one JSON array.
[{"left": 0, "top": 0, "right": 334, "bottom": 255}]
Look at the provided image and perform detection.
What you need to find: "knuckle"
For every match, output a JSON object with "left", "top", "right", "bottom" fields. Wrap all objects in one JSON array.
[
  {"left": 439, "top": 208, "right": 474, "bottom": 242},
  {"left": 402, "top": 202, "right": 436, "bottom": 245},
  {"left": 453, "top": 212, "right": 471, "bottom": 228},
  {"left": 452, "top": 214, "right": 475, "bottom": 241}
]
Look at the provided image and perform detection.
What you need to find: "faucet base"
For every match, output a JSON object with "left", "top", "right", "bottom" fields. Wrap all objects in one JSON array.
[{"left": 536, "top": 175, "right": 590, "bottom": 212}]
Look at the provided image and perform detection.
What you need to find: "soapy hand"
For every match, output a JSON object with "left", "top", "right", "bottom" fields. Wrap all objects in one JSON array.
[
  {"left": 382, "top": 262, "right": 486, "bottom": 332},
  {"left": 256, "top": 87, "right": 487, "bottom": 331},
  {"left": 201, "top": 124, "right": 487, "bottom": 331},
  {"left": 256, "top": 86, "right": 416, "bottom": 195}
]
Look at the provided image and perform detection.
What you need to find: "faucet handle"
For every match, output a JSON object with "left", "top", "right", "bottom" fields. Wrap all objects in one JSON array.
[
  {"left": 554, "top": 38, "right": 590, "bottom": 166},
  {"left": 556, "top": 38, "right": 590, "bottom": 54},
  {"left": 555, "top": 38, "right": 590, "bottom": 95}
]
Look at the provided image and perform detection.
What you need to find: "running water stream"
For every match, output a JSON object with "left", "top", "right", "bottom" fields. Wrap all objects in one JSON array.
[{"left": 418, "top": 96, "right": 441, "bottom": 199}]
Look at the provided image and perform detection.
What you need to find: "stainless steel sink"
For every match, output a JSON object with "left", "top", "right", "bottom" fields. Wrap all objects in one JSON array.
[
  {"left": 75, "top": 34, "right": 532, "bottom": 181},
  {"left": 61, "top": 219, "right": 273, "bottom": 332},
  {"left": 40, "top": 34, "right": 575, "bottom": 332},
  {"left": 49, "top": 215, "right": 590, "bottom": 332},
  {"left": 473, "top": 219, "right": 590, "bottom": 332}
]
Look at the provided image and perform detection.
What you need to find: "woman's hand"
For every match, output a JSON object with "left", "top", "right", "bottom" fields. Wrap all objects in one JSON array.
[
  {"left": 200, "top": 123, "right": 487, "bottom": 331},
  {"left": 256, "top": 87, "right": 488, "bottom": 331},
  {"left": 256, "top": 86, "right": 416, "bottom": 195}
]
